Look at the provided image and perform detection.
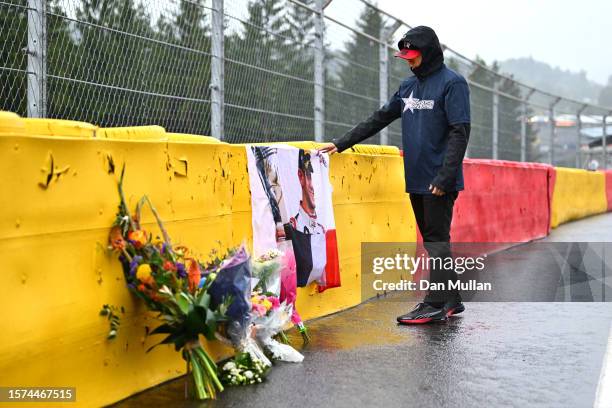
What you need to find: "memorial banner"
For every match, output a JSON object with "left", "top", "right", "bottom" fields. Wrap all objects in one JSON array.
[{"left": 246, "top": 145, "right": 340, "bottom": 291}]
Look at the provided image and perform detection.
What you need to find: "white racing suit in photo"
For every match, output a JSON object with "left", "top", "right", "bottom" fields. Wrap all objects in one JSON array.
[{"left": 286, "top": 203, "right": 327, "bottom": 287}]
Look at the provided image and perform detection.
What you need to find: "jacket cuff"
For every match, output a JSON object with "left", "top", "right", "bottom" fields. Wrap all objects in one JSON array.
[
  {"left": 331, "top": 137, "right": 352, "bottom": 153},
  {"left": 430, "top": 174, "right": 455, "bottom": 192}
]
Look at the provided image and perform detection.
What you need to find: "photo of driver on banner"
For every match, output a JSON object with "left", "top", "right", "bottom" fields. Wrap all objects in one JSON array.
[
  {"left": 286, "top": 150, "right": 327, "bottom": 287},
  {"left": 247, "top": 146, "right": 340, "bottom": 291}
]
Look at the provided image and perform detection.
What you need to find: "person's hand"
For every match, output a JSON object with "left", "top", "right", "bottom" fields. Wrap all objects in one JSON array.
[
  {"left": 429, "top": 184, "right": 445, "bottom": 196},
  {"left": 275, "top": 225, "right": 286, "bottom": 242},
  {"left": 317, "top": 143, "right": 338, "bottom": 155}
]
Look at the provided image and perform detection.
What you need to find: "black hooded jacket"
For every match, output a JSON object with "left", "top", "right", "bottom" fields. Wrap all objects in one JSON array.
[
  {"left": 398, "top": 26, "right": 444, "bottom": 80},
  {"left": 332, "top": 26, "right": 470, "bottom": 193}
]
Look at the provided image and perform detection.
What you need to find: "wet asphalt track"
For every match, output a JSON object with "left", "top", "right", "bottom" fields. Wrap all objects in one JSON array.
[{"left": 113, "top": 212, "right": 612, "bottom": 408}]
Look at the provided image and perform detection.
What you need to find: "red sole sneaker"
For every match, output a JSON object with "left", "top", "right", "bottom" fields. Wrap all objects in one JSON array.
[
  {"left": 398, "top": 317, "right": 433, "bottom": 324},
  {"left": 397, "top": 315, "right": 449, "bottom": 325},
  {"left": 446, "top": 304, "right": 465, "bottom": 317}
]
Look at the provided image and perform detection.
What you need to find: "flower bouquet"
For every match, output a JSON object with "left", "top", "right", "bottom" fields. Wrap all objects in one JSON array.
[
  {"left": 108, "top": 167, "right": 227, "bottom": 400},
  {"left": 251, "top": 246, "right": 311, "bottom": 345},
  {"left": 251, "top": 249, "right": 283, "bottom": 295},
  {"left": 251, "top": 294, "right": 304, "bottom": 363},
  {"left": 207, "top": 245, "right": 272, "bottom": 368},
  {"left": 220, "top": 352, "right": 269, "bottom": 386}
]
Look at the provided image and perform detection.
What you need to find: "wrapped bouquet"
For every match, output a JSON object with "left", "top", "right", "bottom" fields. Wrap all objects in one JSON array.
[{"left": 108, "top": 167, "right": 226, "bottom": 400}]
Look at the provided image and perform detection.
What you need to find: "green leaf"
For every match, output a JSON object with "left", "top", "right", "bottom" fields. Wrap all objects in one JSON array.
[
  {"left": 176, "top": 293, "right": 191, "bottom": 315},
  {"left": 185, "top": 307, "right": 207, "bottom": 338},
  {"left": 146, "top": 331, "right": 186, "bottom": 353},
  {"left": 192, "top": 308, "right": 218, "bottom": 341},
  {"left": 198, "top": 292, "right": 211, "bottom": 309},
  {"left": 149, "top": 324, "right": 175, "bottom": 336}
]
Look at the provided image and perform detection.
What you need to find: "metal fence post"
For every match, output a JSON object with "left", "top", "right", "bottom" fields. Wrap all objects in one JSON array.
[
  {"left": 492, "top": 80, "right": 499, "bottom": 160},
  {"left": 378, "top": 25, "right": 388, "bottom": 146},
  {"left": 603, "top": 114, "right": 608, "bottom": 169},
  {"left": 27, "top": 0, "right": 46, "bottom": 118},
  {"left": 576, "top": 105, "right": 587, "bottom": 168},
  {"left": 549, "top": 97, "right": 561, "bottom": 165},
  {"left": 211, "top": 0, "right": 224, "bottom": 140},
  {"left": 520, "top": 100, "right": 527, "bottom": 162},
  {"left": 521, "top": 89, "right": 535, "bottom": 162},
  {"left": 313, "top": 0, "right": 326, "bottom": 143},
  {"left": 520, "top": 89, "right": 535, "bottom": 162}
]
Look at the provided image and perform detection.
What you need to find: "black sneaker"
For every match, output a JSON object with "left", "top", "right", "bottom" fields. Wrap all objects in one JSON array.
[
  {"left": 444, "top": 300, "right": 465, "bottom": 317},
  {"left": 397, "top": 303, "right": 447, "bottom": 324}
]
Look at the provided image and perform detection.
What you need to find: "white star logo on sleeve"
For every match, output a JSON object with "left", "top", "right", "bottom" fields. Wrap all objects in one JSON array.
[{"left": 402, "top": 91, "right": 418, "bottom": 113}]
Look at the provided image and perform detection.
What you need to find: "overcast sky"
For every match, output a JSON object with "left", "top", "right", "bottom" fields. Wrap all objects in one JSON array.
[{"left": 376, "top": 0, "right": 612, "bottom": 85}]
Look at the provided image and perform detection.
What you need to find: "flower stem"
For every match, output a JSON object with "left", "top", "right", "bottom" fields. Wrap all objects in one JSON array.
[
  {"left": 188, "top": 351, "right": 209, "bottom": 400},
  {"left": 121, "top": 247, "right": 133, "bottom": 263},
  {"left": 195, "top": 346, "right": 224, "bottom": 393}
]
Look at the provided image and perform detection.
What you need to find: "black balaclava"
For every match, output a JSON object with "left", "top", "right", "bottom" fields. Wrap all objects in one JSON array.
[{"left": 398, "top": 26, "right": 444, "bottom": 80}]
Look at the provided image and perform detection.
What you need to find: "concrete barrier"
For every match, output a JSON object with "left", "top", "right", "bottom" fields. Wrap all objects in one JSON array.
[
  {"left": 452, "top": 159, "right": 555, "bottom": 242},
  {"left": 549, "top": 167, "right": 608, "bottom": 228},
  {"left": 604, "top": 170, "right": 612, "bottom": 211}
]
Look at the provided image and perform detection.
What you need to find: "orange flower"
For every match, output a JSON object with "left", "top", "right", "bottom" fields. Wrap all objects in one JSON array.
[
  {"left": 163, "top": 260, "right": 177, "bottom": 272},
  {"left": 128, "top": 230, "right": 148, "bottom": 249},
  {"left": 109, "top": 226, "right": 126, "bottom": 251},
  {"left": 186, "top": 258, "right": 201, "bottom": 293}
]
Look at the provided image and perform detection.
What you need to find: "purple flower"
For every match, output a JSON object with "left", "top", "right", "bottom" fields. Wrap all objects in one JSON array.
[
  {"left": 176, "top": 262, "right": 187, "bottom": 279},
  {"left": 129, "top": 255, "right": 143, "bottom": 276}
]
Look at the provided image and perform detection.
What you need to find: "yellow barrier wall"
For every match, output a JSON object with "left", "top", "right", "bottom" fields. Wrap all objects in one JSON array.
[
  {"left": 550, "top": 167, "right": 608, "bottom": 228},
  {"left": 0, "top": 114, "right": 415, "bottom": 407}
]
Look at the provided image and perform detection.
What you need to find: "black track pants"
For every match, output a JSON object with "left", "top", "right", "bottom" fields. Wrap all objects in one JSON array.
[{"left": 409, "top": 192, "right": 461, "bottom": 305}]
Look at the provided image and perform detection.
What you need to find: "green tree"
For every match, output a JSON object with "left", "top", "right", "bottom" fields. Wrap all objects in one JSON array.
[
  {"left": 155, "top": 0, "right": 211, "bottom": 134},
  {"left": 224, "top": 0, "right": 286, "bottom": 142},
  {"left": 74, "top": 0, "right": 154, "bottom": 126},
  {"left": 326, "top": 4, "right": 384, "bottom": 142},
  {"left": 0, "top": 3, "right": 27, "bottom": 115},
  {"left": 279, "top": 0, "right": 316, "bottom": 140},
  {"left": 46, "top": 0, "right": 80, "bottom": 120},
  {"left": 467, "top": 56, "right": 497, "bottom": 158},
  {"left": 468, "top": 57, "right": 536, "bottom": 161}
]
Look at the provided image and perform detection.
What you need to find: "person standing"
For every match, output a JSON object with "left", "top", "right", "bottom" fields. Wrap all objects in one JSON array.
[{"left": 318, "top": 26, "right": 470, "bottom": 324}]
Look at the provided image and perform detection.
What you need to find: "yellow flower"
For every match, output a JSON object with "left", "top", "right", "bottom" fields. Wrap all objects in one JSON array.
[
  {"left": 136, "top": 264, "right": 153, "bottom": 284},
  {"left": 262, "top": 299, "right": 273, "bottom": 311}
]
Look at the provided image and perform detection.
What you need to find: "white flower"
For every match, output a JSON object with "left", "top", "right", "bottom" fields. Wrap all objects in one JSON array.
[
  {"left": 268, "top": 249, "right": 282, "bottom": 258},
  {"left": 244, "top": 370, "right": 254, "bottom": 379},
  {"left": 223, "top": 362, "right": 236, "bottom": 371}
]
